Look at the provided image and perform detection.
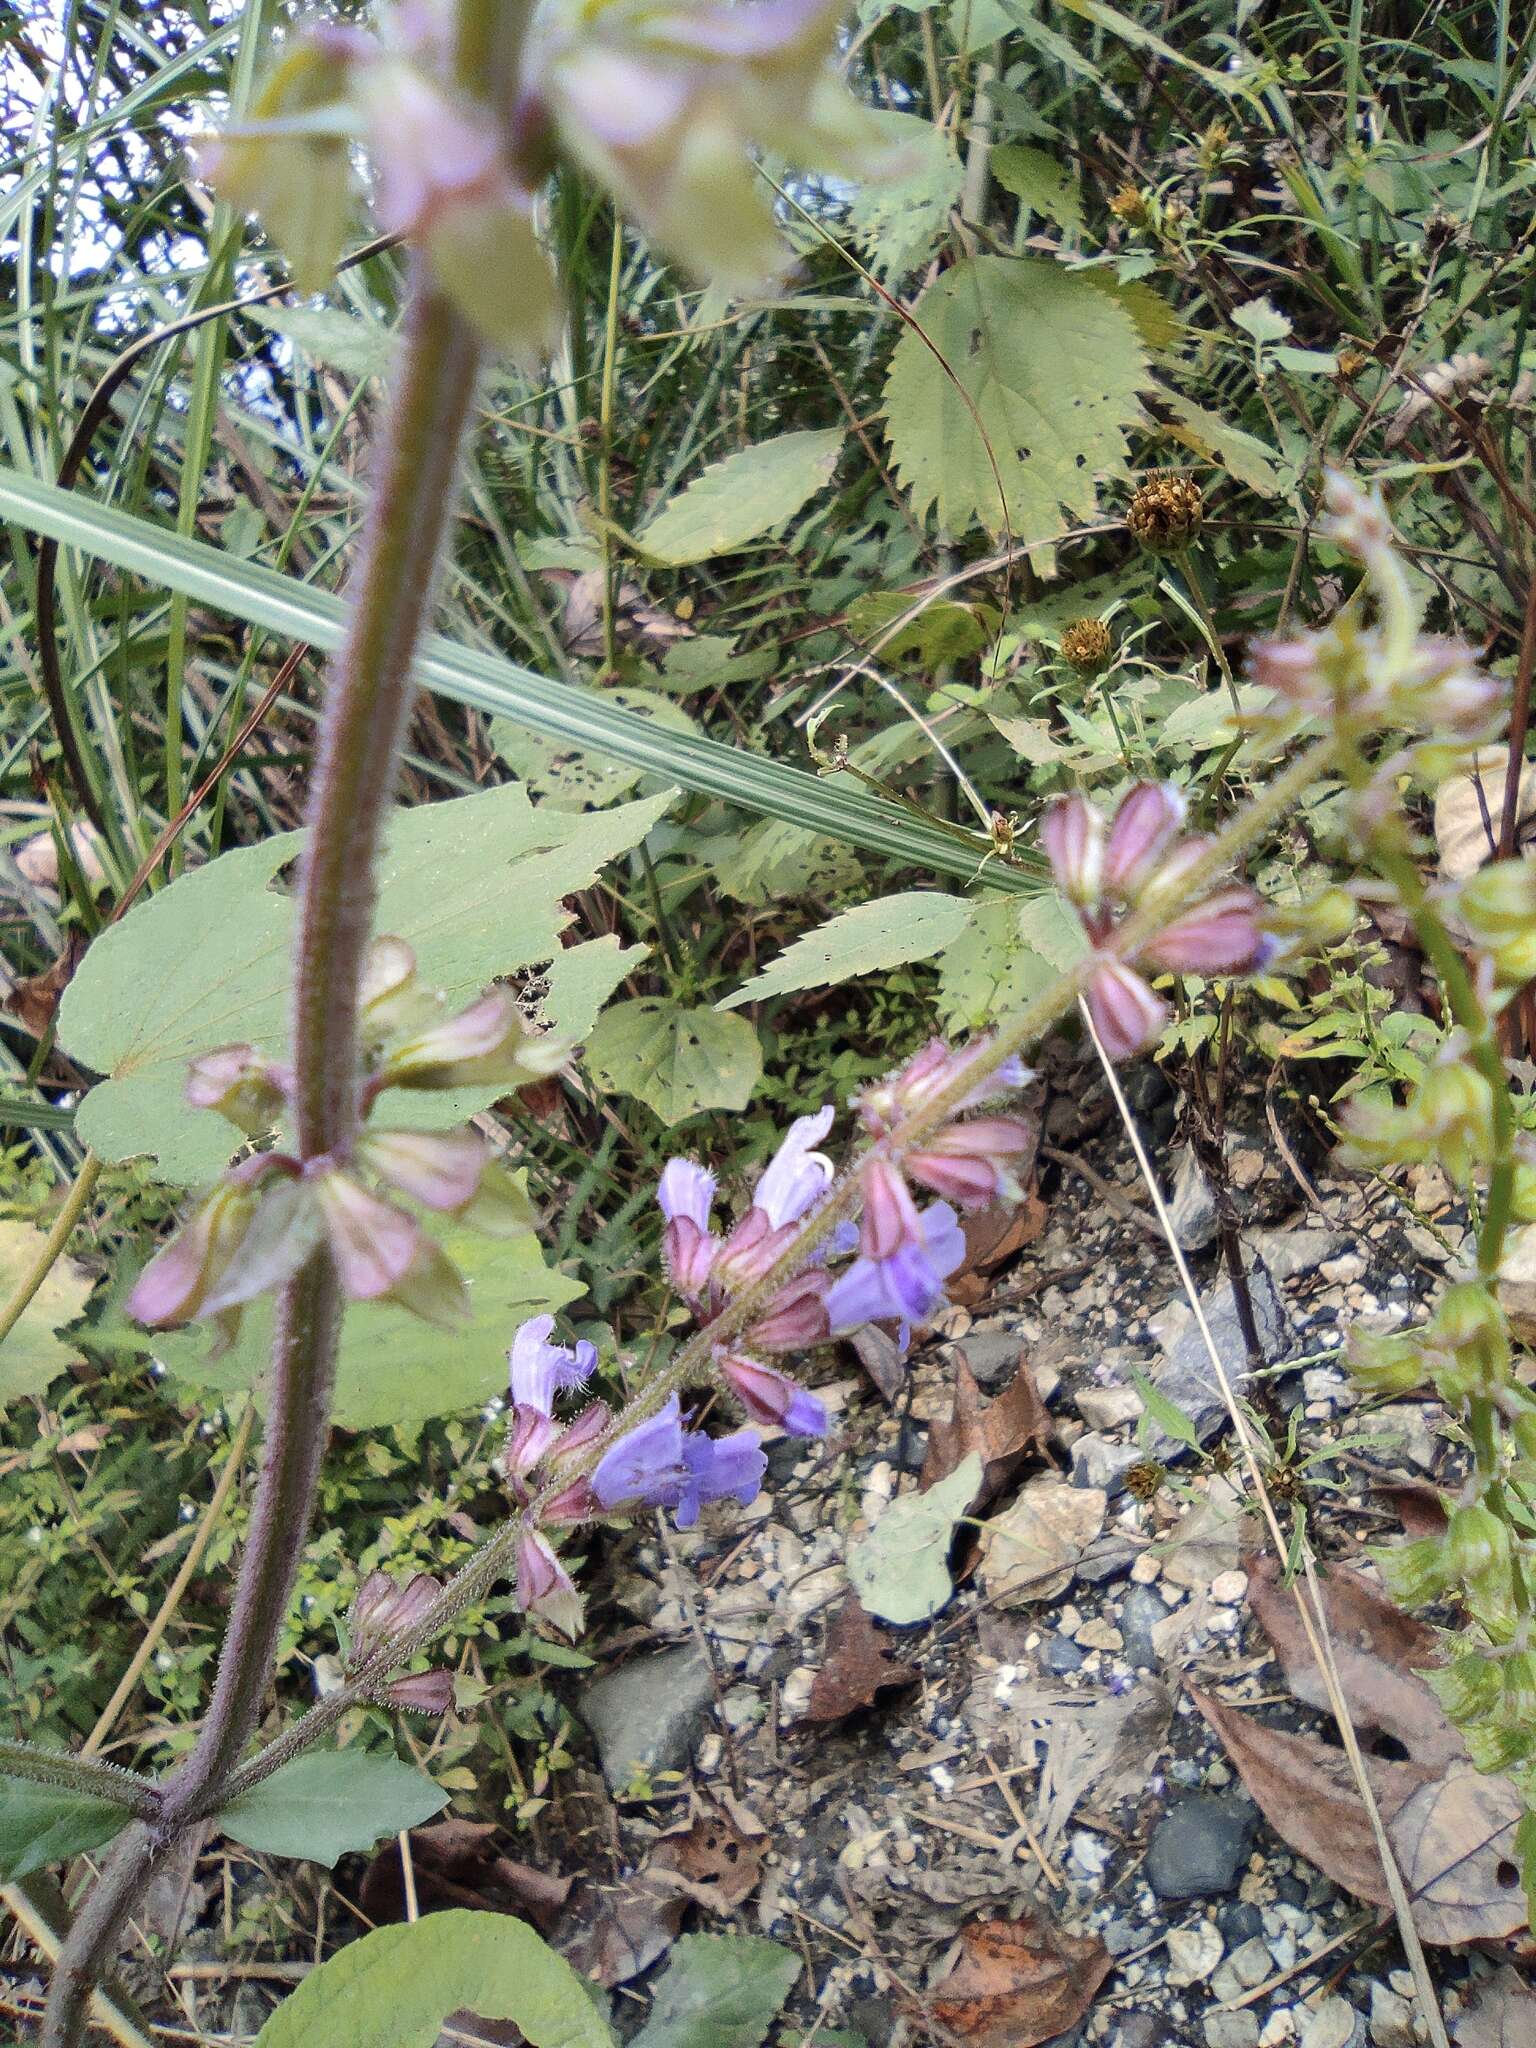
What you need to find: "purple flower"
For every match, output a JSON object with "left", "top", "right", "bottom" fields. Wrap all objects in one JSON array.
[
  {"left": 675, "top": 1429, "right": 766, "bottom": 1528},
  {"left": 591, "top": 1394, "right": 688, "bottom": 1511},
  {"left": 509, "top": 1315, "right": 596, "bottom": 1415},
  {"left": 1101, "top": 781, "right": 1186, "bottom": 901},
  {"left": 719, "top": 1353, "right": 829, "bottom": 1436},
  {"left": 658, "top": 1158, "right": 717, "bottom": 1231},
  {"left": 751, "top": 1106, "right": 834, "bottom": 1227},
  {"left": 826, "top": 1201, "right": 965, "bottom": 1333}
]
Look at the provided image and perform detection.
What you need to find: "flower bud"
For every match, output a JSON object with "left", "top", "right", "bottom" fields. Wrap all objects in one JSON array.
[
  {"left": 360, "top": 935, "right": 424, "bottom": 1037},
  {"left": 744, "top": 1268, "right": 831, "bottom": 1351},
  {"left": 1459, "top": 858, "right": 1536, "bottom": 984},
  {"left": 1084, "top": 957, "right": 1169, "bottom": 1062},
  {"left": 1141, "top": 885, "right": 1271, "bottom": 977},
  {"left": 1040, "top": 793, "right": 1105, "bottom": 908},
  {"left": 361, "top": 1128, "right": 487, "bottom": 1212},
  {"left": 1431, "top": 1284, "right": 1510, "bottom": 1392},
  {"left": 859, "top": 1156, "right": 926, "bottom": 1260},
  {"left": 719, "top": 1353, "right": 828, "bottom": 1436},
  {"left": 349, "top": 1569, "right": 442, "bottom": 1665},
  {"left": 380, "top": 1669, "right": 457, "bottom": 1715},
  {"left": 1345, "top": 1327, "right": 1429, "bottom": 1397},
  {"left": 185, "top": 1045, "right": 286, "bottom": 1134},
  {"left": 1102, "top": 782, "right": 1186, "bottom": 902},
  {"left": 515, "top": 1528, "right": 582, "bottom": 1637},
  {"left": 383, "top": 987, "right": 569, "bottom": 1092}
]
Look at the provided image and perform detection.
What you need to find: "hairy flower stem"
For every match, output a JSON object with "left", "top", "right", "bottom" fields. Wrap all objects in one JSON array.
[
  {"left": 41, "top": 270, "right": 485, "bottom": 2048},
  {"left": 205, "top": 731, "right": 1344, "bottom": 1813},
  {"left": 0, "top": 1742, "right": 158, "bottom": 1815}
]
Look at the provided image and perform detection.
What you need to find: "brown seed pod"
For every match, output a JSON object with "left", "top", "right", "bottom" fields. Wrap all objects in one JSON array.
[
  {"left": 1127, "top": 472, "right": 1204, "bottom": 553},
  {"left": 1124, "top": 1457, "right": 1166, "bottom": 1502}
]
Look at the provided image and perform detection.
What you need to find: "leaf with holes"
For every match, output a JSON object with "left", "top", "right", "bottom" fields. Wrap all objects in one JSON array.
[
  {"left": 492, "top": 692, "right": 698, "bottom": 810},
  {"left": 633, "top": 431, "right": 843, "bottom": 566},
  {"left": 56, "top": 785, "right": 671, "bottom": 1183},
  {"left": 719, "top": 893, "right": 971, "bottom": 1011},
  {"left": 883, "top": 258, "right": 1150, "bottom": 540},
  {"left": 586, "top": 999, "right": 763, "bottom": 1123},
  {"left": 991, "top": 145, "right": 1083, "bottom": 233},
  {"left": 845, "top": 111, "right": 963, "bottom": 278}
]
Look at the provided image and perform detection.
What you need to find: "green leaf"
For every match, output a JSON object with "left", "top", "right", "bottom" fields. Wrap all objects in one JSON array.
[
  {"left": 990, "top": 143, "right": 1083, "bottom": 233},
  {"left": 491, "top": 690, "right": 698, "bottom": 810},
  {"left": 0, "top": 1778, "right": 131, "bottom": 1881},
  {"left": 1128, "top": 1367, "right": 1202, "bottom": 1452},
  {"left": 1157, "top": 393, "right": 1288, "bottom": 499},
  {"left": 541, "top": 936, "right": 649, "bottom": 1041},
  {"left": 634, "top": 430, "right": 844, "bottom": 566},
  {"left": 0, "top": 465, "right": 1047, "bottom": 895},
  {"left": 844, "top": 111, "right": 963, "bottom": 279},
  {"left": 846, "top": 1454, "right": 982, "bottom": 1625},
  {"left": 142, "top": 1218, "right": 582, "bottom": 1429},
  {"left": 56, "top": 784, "right": 671, "bottom": 1183},
  {"left": 253, "top": 1908, "right": 615, "bottom": 2048},
  {"left": 712, "top": 818, "right": 863, "bottom": 907},
  {"left": 586, "top": 999, "right": 763, "bottom": 1124},
  {"left": 245, "top": 304, "right": 395, "bottom": 381},
  {"left": 718, "top": 893, "right": 971, "bottom": 1010},
  {"left": 1232, "top": 295, "right": 1293, "bottom": 345},
  {"left": 1159, "top": 682, "right": 1270, "bottom": 751},
  {"left": 632, "top": 1934, "right": 800, "bottom": 2048},
  {"left": 934, "top": 894, "right": 1085, "bottom": 1033},
  {"left": 845, "top": 592, "right": 996, "bottom": 667},
  {"left": 216, "top": 1752, "right": 447, "bottom": 1868},
  {"left": 883, "top": 258, "right": 1150, "bottom": 540},
  {"left": 0, "top": 1219, "right": 93, "bottom": 1407}
]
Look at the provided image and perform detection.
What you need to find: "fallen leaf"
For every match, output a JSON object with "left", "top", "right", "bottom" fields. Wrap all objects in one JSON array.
[
  {"left": 1376, "top": 1480, "right": 1449, "bottom": 1542},
  {"left": 1435, "top": 748, "right": 1536, "bottom": 881},
  {"left": 799, "top": 1598, "right": 920, "bottom": 1725},
  {"left": 358, "top": 1817, "right": 570, "bottom": 1931},
  {"left": 1014, "top": 1679, "right": 1173, "bottom": 1849},
  {"left": 1245, "top": 1554, "right": 1461, "bottom": 1770},
  {"left": 4, "top": 932, "right": 88, "bottom": 1037},
  {"left": 1157, "top": 1475, "right": 1252, "bottom": 1591},
  {"left": 928, "top": 1909, "right": 1112, "bottom": 2048},
  {"left": 560, "top": 1878, "right": 684, "bottom": 1989},
  {"left": 949, "top": 1194, "right": 1048, "bottom": 1305},
  {"left": 1190, "top": 1687, "right": 1525, "bottom": 1944},
  {"left": 647, "top": 1793, "right": 766, "bottom": 1912},
  {"left": 920, "top": 1359, "right": 1053, "bottom": 1514},
  {"left": 847, "top": 1454, "right": 982, "bottom": 1625},
  {"left": 846, "top": 1322, "right": 906, "bottom": 1403},
  {"left": 978, "top": 1479, "right": 1105, "bottom": 1607},
  {"left": 1452, "top": 1966, "right": 1536, "bottom": 2047}
]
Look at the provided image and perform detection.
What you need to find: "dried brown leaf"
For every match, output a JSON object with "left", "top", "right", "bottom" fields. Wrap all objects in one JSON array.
[
  {"left": 647, "top": 1792, "right": 766, "bottom": 1911},
  {"left": 800, "top": 1597, "right": 921, "bottom": 1726},
  {"left": 848, "top": 1322, "right": 906, "bottom": 1403},
  {"left": 1376, "top": 1480, "right": 1450, "bottom": 1542},
  {"left": 1245, "top": 1554, "right": 1461, "bottom": 1770},
  {"left": 928, "top": 1909, "right": 1112, "bottom": 2048},
  {"left": 358, "top": 1817, "right": 570, "bottom": 1931},
  {"left": 1191, "top": 1687, "right": 1525, "bottom": 1944},
  {"left": 5, "top": 932, "right": 87, "bottom": 1037},
  {"left": 1452, "top": 1967, "right": 1536, "bottom": 2048},
  {"left": 979, "top": 1479, "right": 1105, "bottom": 1607},
  {"left": 949, "top": 1195, "right": 1047, "bottom": 1305},
  {"left": 920, "top": 1359, "right": 1053, "bottom": 1513}
]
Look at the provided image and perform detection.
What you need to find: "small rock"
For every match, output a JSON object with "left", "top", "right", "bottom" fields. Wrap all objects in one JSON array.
[
  {"left": 1076, "top": 1616, "right": 1123, "bottom": 1652},
  {"left": 1211, "top": 1570, "right": 1249, "bottom": 1605},
  {"left": 959, "top": 1330, "right": 1031, "bottom": 1389},
  {"left": 1102, "top": 1916, "right": 1142, "bottom": 1957},
  {"left": 1076, "top": 1530, "right": 1143, "bottom": 1584},
  {"left": 1227, "top": 1936, "right": 1274, "bottom": 1989},
  {"left": 1146, "top": 1795, "right": 1257, "bottom": 1900},
  {"left": 1076, "top": 1384, "right": 1145, "bottom": 1432},
  {"left": 1069, "top": 1829, "right": 1113, "bottom": 1879},
  {"left": 1169, "top": 1147, "right": 1220, "bottom": 1252},
  {"left": 1319, "top": 1253, "right": 1366, "bottom": 1285},
  {"left": 1302, "top": 2000, "right": 1363, "bottom": 2048},
  {"left": 1218, "top": 1902, "right": 1265, "bottom": 1945},
  {"left": 1071, "top": 1432, "right": 1144, "bottom": 1494},
  {"left": 1261, "top": 2014, "right": 1297, "bottom": 2047},
  {"left": 1131, "top": 1552, "right": 1162, "bottom": 1585},
  {"left": 1151, "top": 1268, "right": 1291, "bottom": 1454},
  {"left": 1112, "top": 2019, "right": 1163, "bottom": 2048},
  {"left": 1040, "top": 1633, "right": 1084, "bottom": 1675},
  {"left": 1165, "top": 1920, "right": 1225, "bottom": 1987},
  {"left": 1368, "top": 1985, "right": 1419, "bottom": 2048},
  {"left": 579, "top": 1643, "right": 714, "bottom": 1792},
  {"left": 1205, "top": 2015, "right": 1261, "bottom": 2048},
  {"left": 1120, "top": 1584, "right": 1170, "bottom": 1668}
]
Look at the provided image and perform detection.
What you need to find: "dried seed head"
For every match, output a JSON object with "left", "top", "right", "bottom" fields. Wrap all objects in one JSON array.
[
  {"left": 1127, "top": 472, "right": 1204, "bottom": 553},
  {"left": 1109, "top": 184, "right": 1150, "bottom": 227},
  {"left": 1124, "top": 1458, "right": 1166, "bottom": 1502},
  {"left": 1336, "top": 347, "right": 1370, "bottom": 379},
  {"left": 1060, "top": 617, "right": 1113, "bottom": 675}
]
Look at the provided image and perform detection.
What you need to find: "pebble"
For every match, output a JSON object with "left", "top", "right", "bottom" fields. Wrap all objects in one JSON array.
[
  {"left": 1261, "top": 2014, "right": 1297, "bottom": 2047},
  {"left": 1076, "top": 1384, "right": 1145, "bottom": 1432},
  {"left": 1076, "top": 1617, "right": 1123, "bottom": 1652},
  {"left": 1210, "top": 1569, "right": 1249, "bottom": 1604},
  {"left": 1151, "top": 1267, "right": 1291, "bottom": 1453},
  {"left": 578, "top": 1643, "right": 714, "bottom": 1792},
  {"left": 1204, "top": 2014, "right": 1261, "bottom": 2048},
  {"left": 1120, "top": 1584, "right": 1170, "bottom": 1668},
  {"left": 1131, "top": 1552, "right": 1162, "bottom": 1585},
  {"left": 1102, "top": 1916, "right": 1142, "bottom": 1957},
  {"left": 1211, "top": 1936, "right": 1274, "bottom": 2004},
  {"left": 1040, "top": 1633, "right": 1084, "bottom": 1675},
  {"left": 1146, "top": 1795, "right": 1257, "bottom": 1900},
  {"left": 1319, "top": 1253, "right": 1366, "bottom": 1284},
  {"left": 1301, "top": 2001, "right": 1363, "bottom": 2048},
  {"left": 1218, "top": 1902, "right": 1265, "bottom": 1945},
  {"left": 1368, "top": 1985, "right": 1419, "bottom": 2048},
  {"left": 1165, "top": 1920, "right": 1225, "bottom": 1986},
  {"left": 1071, "top": 1432, "right": 1145, "bottom": 1494}
]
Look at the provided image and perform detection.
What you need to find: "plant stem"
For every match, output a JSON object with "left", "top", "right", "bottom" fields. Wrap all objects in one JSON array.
[
  {"left": 0, "top": 1151, "right": 101, "bottom": 1347},
  {"left": 0, "top": 1742, "right": 158, "bottom": 1816},
  {"left": 40, "top": 267, "right": 486, "bottom": 2048}
]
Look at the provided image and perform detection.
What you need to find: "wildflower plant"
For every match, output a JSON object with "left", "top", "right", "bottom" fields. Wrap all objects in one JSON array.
[{"left": 16, "top": 0, "right": 1536, "bottom": 2034}]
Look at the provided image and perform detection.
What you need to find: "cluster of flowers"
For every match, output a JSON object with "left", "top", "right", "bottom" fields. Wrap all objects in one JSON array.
[
  {"left": 127, "top": 937, "right": 563, "bottom": 1350},
  {"left": 202, "top": 0, "right": 903, "bottom": 360},
  {"left": 1041, "top": 780, "right": 1273, "bottom": 1061}
]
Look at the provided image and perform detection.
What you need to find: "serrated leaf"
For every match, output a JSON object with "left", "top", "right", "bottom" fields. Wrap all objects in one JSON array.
[
  {"left": 845, "top": 111, "right": 963, "bottom": 279},
  {"left": 1157, "top": 393, "right": 1287, "bottom": 498},
  {"left": 57, "top": 785, "right": 672, "bottom": 1183},
  {"left": 634, "top": 430, "right": 844, "bottom": 566},
  {"left": 631, "top": 1933, "right": 800, "bottom": 2048},
  {"left": 1232, "top": 295, "right": 1293, "bottom": 344},
  {"left": 142, "top": 1220, "right": 583, "bottom": 1429},
  {"left": 990, "top": 143, "right": 1082, "bottom": 233},
  {"left": 719, "top": 893, "right": 971, "bottom": 1010},
  {"left": 0, "top": 1777, "right": 130, "bottom": 1881},
  {"left": 585, "top": 999, "right": 762, "bottom": 1123},
  {"left": 246, "top": 304, "right": 395, "bottom": 381},
  {"left": 845, "top": 592, "right": 996, "bottom": 666},
  {"left": 934, "top": 893, "right": 1085, "bottom": 1032},
  {"left": 216, "top": 1752, "right": 447, "bottom": 1868},
  {"left": 847, "top": 1454, "right": 982, "bottom": 1625},
  {"left": 491, "top": 691, "right": 698, "bottom": 810},
  {"left": 541, "top": 936, "right": 649, "bottom": 1041},
  {"left": 0, "top": 1218, "right": 93, "bottom": 1407},
  {"left": 883, "top": 257, "right": 1150, "bottom": 540},
  {"left": 712, "top": 816, "right": 863, "bottom": 907},
  {"left": 1159, "top": 682, "right": 1269, "bottom": 750},
  {"left": 253, "top": 1907, "right": 615, "bottom": 2048}
]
